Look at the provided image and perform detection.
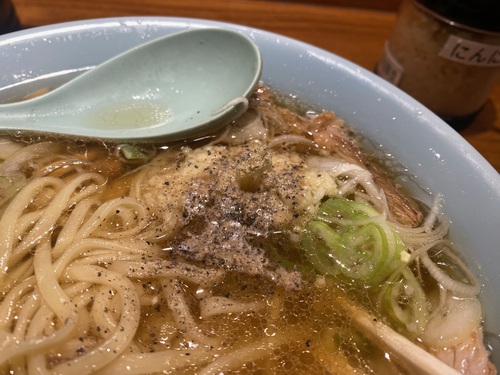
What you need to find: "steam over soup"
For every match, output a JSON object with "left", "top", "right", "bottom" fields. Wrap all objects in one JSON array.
[{"left": 0, "top": 87, "right": 495, "bottom": 374}]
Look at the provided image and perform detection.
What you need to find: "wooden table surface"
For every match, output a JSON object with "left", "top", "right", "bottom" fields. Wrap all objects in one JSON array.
[{"left": 7, "top": 0, "right": 500, "bottom": 172}]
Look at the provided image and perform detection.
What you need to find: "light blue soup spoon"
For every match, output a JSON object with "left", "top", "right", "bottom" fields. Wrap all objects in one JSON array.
[{"left": 0, "top": 28, "right": 262, "bottom": 142}]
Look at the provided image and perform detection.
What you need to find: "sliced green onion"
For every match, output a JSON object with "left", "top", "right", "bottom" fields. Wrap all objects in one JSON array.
[
  {"left": 338, "top": 223, "right": 388, "bottom": 281},
  {"left": 300, "top": 198, "right": 407, "bottom": 285},
  {"left": 119, "top": 144, "right": 149, "bottom": 161},
  {"left": 384, "top": 268, "right": 428, "bottom": 335},
  {"left": 301, "top": 221, "right": 343, "bottom": 276},
  {"left": 317, "top": 197, "right": 380, "bottom": 223}
]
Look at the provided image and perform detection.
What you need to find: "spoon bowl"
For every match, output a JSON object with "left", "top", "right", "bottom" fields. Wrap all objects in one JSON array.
[{"left": 0, "top": 28, "right": 262, "bottom": 142}]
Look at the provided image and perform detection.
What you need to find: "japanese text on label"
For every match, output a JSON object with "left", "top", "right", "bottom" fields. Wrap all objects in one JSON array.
[{"left": 439, "top": 35, "right": 500, "bottom": 67}]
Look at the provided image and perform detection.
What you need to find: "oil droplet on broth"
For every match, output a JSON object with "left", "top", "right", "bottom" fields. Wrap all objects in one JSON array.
[{"left": 87, "top": 101, "right": 174, "bottom": 129}]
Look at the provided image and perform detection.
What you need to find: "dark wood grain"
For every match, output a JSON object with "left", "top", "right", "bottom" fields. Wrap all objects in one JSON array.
[{"left": 264, "top": 0, "right": 402, "bottom": 11}]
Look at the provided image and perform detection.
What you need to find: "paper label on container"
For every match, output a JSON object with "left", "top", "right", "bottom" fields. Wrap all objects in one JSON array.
[
  {"left": 439, "top": 35, "right": 500, "bottom": 67},
  {"left": 376, "top": 42, "right": 403, "bottom": 85}
]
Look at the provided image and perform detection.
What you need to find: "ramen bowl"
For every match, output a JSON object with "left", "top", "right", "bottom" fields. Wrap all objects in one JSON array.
[{"left": 1, "top": 17, "right": 499, "bottom": 367}]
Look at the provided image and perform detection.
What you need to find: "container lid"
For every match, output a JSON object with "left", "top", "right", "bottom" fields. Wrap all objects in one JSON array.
[{"left": 416, "top": 0, "right": 500, "bottom": 33}]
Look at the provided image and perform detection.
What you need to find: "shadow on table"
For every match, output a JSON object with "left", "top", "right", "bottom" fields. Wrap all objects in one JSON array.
[{"left": 460, "top": 99, "right": 499, "bottom": 136}]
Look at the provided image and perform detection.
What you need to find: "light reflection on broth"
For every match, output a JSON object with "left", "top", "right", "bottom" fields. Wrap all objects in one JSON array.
[{"left": 0, "top": 86, "right": 495, "bottom": 374}]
